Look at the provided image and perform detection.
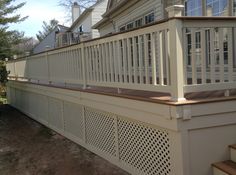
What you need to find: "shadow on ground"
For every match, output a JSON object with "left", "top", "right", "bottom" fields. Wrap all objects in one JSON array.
[{"left": 0, "top": 105, "right": 129, "bottom": 175}]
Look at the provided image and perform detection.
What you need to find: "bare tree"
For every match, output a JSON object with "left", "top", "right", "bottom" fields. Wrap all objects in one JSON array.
[
  {"left": 36, "top": 19, "right": 59, "bottom": 42},
  {"left": 13, "top": 37, "right": 38, "bottom": 56},
  {"left": 58, "top": 0, "right": 97, "bottom": 23}
]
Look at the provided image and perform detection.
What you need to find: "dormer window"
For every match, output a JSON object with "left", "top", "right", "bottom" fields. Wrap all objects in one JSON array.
[
  {"left": 145, "top": 12, "right": 154, "bottom": 24},
  {"left": 126, "top": 22, "right": 134, "bottom": 30},
  {"left": 135, "top": 18, "right": 143, "bottom": 28},
  {"left": 120, "top": 26, "right": 126, "bottom": 32}
]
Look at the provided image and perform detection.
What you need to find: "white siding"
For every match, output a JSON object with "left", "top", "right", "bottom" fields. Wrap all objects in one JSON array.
[
  {"left": 167, "top": 0, "right": 183, "bottom": 7},
  {"left": 72, "top": 13, "right": 93, "bottom": 34},
  {"left": 98, "top": 0, "right": 164, "bottom": 36},
  {"left": 114, "top": 0, "right": 163, "bottom": 31},
  {"left": 91, "top": 0, "right": 108, "bottom": 38},
  {"left": 71, "top": 0, "right": 108, "bottom": 39},
  {"left": 99, "top": 23, "right": 114, "bottom": 36}
]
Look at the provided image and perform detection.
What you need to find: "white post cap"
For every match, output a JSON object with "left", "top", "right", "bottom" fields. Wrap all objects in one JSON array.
[{"left": 166, "top": 5, "right": 185, "bottom": 18}]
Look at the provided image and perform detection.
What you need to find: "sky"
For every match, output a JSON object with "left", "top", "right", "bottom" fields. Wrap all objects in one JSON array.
[{"left": 9, "top": 0, "right": 69, "bottom": 38}]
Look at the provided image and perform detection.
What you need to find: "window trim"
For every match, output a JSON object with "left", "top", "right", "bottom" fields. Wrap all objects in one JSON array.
[
  {"left": 118, "top": 11, "right": 155, "bottom": 32},
  {"left": 126, "top": 22, "right": 134, "bottom": 30},
  {"left": 144, "top": 11, "right": 155, "bottom": 24},
  {"left": 134, "top": 17, "right": 143, "bottom": 28},
  {"left": 119, "top": 25, "right": 126, "bottom": 32}
]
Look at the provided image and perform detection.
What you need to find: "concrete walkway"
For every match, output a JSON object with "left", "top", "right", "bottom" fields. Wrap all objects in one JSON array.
[{"left": 0, "top": 105, "right": 129, "bottom": 175}]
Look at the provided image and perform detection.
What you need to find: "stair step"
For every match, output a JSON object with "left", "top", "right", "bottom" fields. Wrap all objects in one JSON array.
[
  {"left": 229, "top": 145, "right": 236, "bottom": 163},
  {"left": 212, "top": 160, "right": 236, "bottom": 175}
]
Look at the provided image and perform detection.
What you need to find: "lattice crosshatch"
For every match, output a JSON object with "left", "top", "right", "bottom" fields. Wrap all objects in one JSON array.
[
  {"left": 85, "top": 107, "right": 117, "bottom": 157},
  {"left": 117, "top": 117, "right": 171, "bottom": 175}
]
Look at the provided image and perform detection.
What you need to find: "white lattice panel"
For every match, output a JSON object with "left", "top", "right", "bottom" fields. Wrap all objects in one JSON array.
[
  {"left": 85, "top": 107, "right": 117, "bottom": 157},
  {"left": 63, "top": 102, "right": 84, "bottom": 140},
  {"left": 118, "top": 117, "right": 171, "bottom": 175}
]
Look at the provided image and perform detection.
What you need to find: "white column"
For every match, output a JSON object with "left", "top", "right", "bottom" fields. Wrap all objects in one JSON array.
[
  {"left": 166, "top": 5, "right": 186, "bottom": 102},
  {"left": 46, "top": 51, "right": 51, "bottom": 84}
]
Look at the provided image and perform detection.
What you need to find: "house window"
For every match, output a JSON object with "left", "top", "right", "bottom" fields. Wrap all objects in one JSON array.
[
  {"left": 120, "top": 26, "right": 126, "bottom": 32},
  {"left": 119, "top": 12, "right": 155, "bottom": 32},
  {"left": 185, "top": 0, "right": 228, "bottom": 16},
  {"left": 145, "top": 12, "right": 154, "bottom": 24},
  {"left": 186, "top": 29, "right": 202, "bottom": 66},
  {"left": 185, "top": 0, "right": 202, "bottom": 16},
  {"left": 79, "top": 25, "right": 83, "bottom": 33},
  {"left": 135, "top": 18, "right": 143, "bottom": 28},
  {"left": 126, "top": 22, "right": 134, "bottom": 30},
  {"left": 234, "top": 0, "right": 236, "bottom": 15},
  {"left": 206, "top": 0, "right": 228, "bottom": 16}
]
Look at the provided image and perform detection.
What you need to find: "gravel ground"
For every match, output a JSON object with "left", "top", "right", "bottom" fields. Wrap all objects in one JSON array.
[{"left": 0, "top": 105, "right": 129, "bottom": 175}]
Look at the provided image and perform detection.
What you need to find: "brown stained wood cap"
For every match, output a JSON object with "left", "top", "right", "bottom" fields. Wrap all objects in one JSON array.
[
  {"left": 229, "top": 145, "right": 236, "bottom": 150},
  {"left": 8, "top": 80, "right": 236, "bottom": 106},
  {"left": 212, "top": 160, "right": 236, "bottom": 175}
]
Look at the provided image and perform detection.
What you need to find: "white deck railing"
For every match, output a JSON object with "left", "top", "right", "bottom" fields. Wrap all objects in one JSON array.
[
  {"left": 182, "top": 17, "right": 236, "bottom": 93},
  {"left": 6, "top": 14, "right": 236, "bottom": 101}
]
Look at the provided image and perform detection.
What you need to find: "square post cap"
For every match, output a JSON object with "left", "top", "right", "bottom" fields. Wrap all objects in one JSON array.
[{"left": 166, "top": 5, "right": 185, "bottom": 18}]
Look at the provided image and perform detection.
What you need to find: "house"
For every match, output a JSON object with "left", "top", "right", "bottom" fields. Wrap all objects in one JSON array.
[
  {"left": 33, "top": 25, "right": 68, "bottom": 54},
  {"left": 93, "top": 0, "right": 167, "bottom": 36},
  {"left": 6, "top": 2, "right": 236, "bottom": 175},
  {"left": 94, "top": 0, "right": 236, "bottom": 72},
  {"left": 56, "top": 0, "right": 108, "bottom": 47},
  {"left": 94, "top": 0, "right": 235, "bottom": 36}
]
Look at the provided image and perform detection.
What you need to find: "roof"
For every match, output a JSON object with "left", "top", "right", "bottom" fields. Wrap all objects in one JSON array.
[
  {"left": 33, "top": 24, "right": 69, "bottom": 50},
  {"left": 58, "top": 25, "right": 69, "bottom": 31}
]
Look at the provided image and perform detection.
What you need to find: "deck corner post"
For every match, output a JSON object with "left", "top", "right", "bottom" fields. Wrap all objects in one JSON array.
[{"left": 166, "top": 5, "right": 186, "bottom": 102}]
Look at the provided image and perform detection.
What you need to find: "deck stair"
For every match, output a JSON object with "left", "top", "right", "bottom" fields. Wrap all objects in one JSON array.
[{"left": 213, "top": 145, "right": 236, "bottom": 175}]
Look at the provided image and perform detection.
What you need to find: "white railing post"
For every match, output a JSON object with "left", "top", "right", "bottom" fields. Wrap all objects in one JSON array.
[
  {"left": 166, "top": 5, "right": 186, "bottom": 102},
  {"left": 46, "top": 50, "right": 51, "bottom": 84},
  {"left": 81, "top": 43, "right": 87, "bottom": 89},
  {"left": 25, "top": 55, "right": 28, "bottom": 81},
  {"left": 13, "top": 55, "right": 17, "bottom": 80}
]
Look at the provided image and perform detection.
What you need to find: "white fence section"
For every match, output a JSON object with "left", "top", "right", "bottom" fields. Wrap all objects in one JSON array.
[
  {"left": 6, "top": 17, "right": 236, "bottom": 101},
  {"left": 7, "top": 21, "right": 175, "bottom": 95}
]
